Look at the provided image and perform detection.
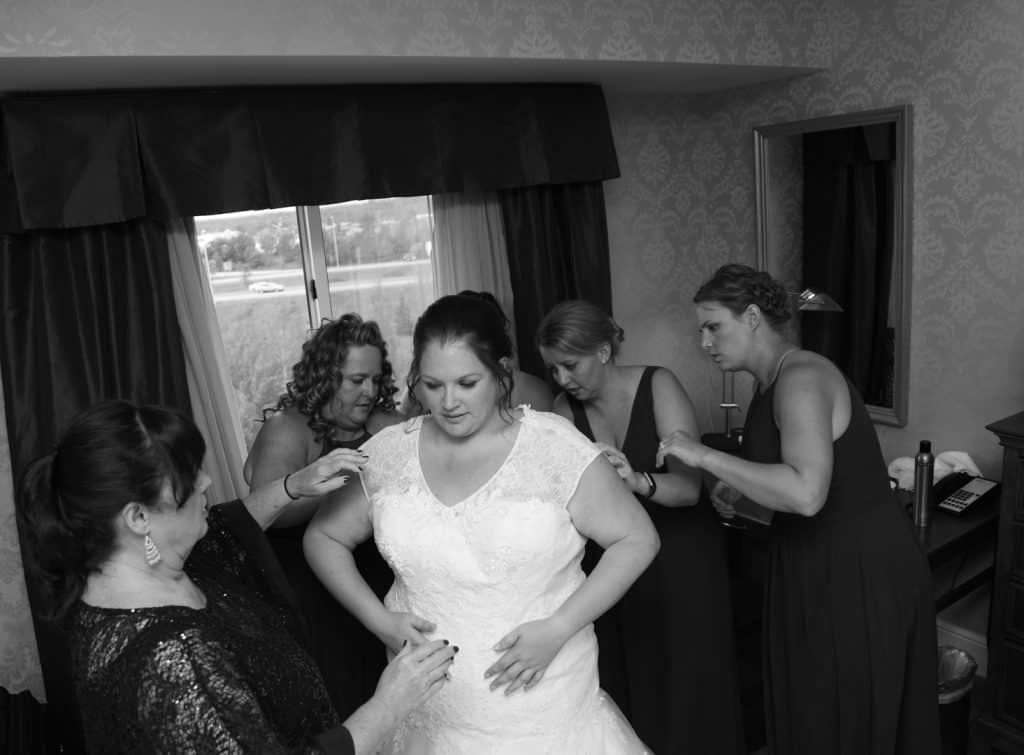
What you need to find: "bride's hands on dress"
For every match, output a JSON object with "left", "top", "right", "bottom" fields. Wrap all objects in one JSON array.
[
  {"left": 378, "top": 611, "right": 437, "bottom": 654},
  {"left": 485, "top": 617, "right": 570, "bottom": 695}
]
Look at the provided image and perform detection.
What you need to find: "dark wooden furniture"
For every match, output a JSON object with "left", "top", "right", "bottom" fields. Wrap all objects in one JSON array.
[{"left": 975, "top": 411, "right": 1024, "bottom": 754}]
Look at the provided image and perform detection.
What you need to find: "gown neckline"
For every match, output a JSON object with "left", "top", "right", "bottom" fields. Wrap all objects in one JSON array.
[{"left": 414, "top": 410, "right": 526, "bottom": 509}]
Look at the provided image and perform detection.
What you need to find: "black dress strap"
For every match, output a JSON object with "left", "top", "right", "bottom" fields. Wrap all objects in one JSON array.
[{"left": 566, "top": 394, "right": 595, "bottom": 441}]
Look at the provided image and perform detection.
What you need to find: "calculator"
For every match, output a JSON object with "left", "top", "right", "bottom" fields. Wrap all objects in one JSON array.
[{"left": 936, "top": 475, "right": 999, "bottom": 516}]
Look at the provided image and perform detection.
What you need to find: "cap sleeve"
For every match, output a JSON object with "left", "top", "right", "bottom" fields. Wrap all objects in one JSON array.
[
  {"left": 520, "top": 408, "right": 603, "bottom": 507},
  {"left": 358, "top": 418, "right": 420, "bottom": 502}
]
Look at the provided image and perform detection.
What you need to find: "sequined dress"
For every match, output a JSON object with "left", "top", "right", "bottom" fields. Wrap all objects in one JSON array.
[
  {"left": 69, "top": 501, "right": 349, "bottom": 755},
  {"left": 360, "top": 409, "right": 650, "bottom": 753}
]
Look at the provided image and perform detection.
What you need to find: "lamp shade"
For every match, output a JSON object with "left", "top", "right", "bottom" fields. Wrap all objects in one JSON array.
[{"left": 795, "top": 288, "right": 844, "bottom": 312}]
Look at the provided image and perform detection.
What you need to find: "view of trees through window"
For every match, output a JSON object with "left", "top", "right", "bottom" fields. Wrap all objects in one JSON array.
[{"left": 196, "top": 197, "right": 435, "bottom": 448}]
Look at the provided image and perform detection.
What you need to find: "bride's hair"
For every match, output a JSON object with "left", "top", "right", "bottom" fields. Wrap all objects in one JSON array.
[{"left": 406, "top": 294, "right": 515, "bottom": 416}]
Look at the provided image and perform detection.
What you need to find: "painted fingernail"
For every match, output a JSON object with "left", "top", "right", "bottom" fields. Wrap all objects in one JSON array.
[
  {"left": 453, "top": 646, "right": 459, "bottom": 653},
  {"left": 443, "top": 639, "right": 450, "bottom": 645}
]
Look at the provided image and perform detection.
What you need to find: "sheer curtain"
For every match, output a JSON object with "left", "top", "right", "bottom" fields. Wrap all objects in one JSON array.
[
  {"left": 0, "top": 379, "right": 44, "bottom": 701},
  {"left": 429, "top": 192, "right": 516, "bottom": 341},
  {"left": 166, "top": 218, "right": 248, "bottom": 503}
]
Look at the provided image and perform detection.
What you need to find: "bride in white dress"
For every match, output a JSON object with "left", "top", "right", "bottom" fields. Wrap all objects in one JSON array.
[{"left": 305, "top": 293, "right": 658, "bottom": 754}]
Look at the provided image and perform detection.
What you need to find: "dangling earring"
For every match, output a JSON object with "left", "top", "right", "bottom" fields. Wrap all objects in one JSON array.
[{"left": 144, "top": 534, "right": 161, "bottom": 567}]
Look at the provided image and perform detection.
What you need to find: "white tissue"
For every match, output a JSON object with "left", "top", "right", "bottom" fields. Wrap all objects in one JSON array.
[
  {"left": 935, "top": 451, "right": 982, "bottom": 477},
  {"left": 887, "top": 450, "right": 981, "bottom": 491}
]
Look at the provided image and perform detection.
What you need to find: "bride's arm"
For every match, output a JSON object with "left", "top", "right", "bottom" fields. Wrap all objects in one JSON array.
[
  {"left": 556, "top": 456, "right": 660, "bottom": 632},
  {"left": 485, "top": 456, "right": 659, "bottom": 693},
  {"left": 304, "top": 482, "right": 436, "bottom": 651}
]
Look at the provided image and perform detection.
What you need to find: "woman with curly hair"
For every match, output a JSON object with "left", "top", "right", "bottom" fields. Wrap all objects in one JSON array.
[{"left": 246, "top": 313, "right": 403, "bottom": 720}]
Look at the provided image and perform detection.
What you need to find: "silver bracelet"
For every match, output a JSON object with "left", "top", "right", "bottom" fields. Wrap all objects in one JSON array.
[{"left": 642, "top": 471, "right": 657, "bottom": 499}]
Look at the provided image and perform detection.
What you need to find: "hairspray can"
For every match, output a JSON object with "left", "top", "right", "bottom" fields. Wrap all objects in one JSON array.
[{"left": 913, "top": 440, "right": 935, "bottom": 528}]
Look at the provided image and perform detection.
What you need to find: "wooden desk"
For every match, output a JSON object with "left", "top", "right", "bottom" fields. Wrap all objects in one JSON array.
[{"left": 911, "top": 498, "right": 998, "bottom": 611}]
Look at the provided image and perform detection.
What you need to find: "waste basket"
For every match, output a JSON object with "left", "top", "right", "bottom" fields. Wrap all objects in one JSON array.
[{"left": 938, "top": 645, "right": 978, "bottom": 755}]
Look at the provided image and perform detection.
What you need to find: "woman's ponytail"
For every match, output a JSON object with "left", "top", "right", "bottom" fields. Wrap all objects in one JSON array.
[{"left": 18, "top": 452, "right": 93, "bottom": 620}]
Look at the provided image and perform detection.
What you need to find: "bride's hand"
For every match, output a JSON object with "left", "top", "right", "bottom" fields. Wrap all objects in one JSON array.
[
  {"left": 378, "top": 611, "right": 437, "bottom": 654},
  {"left": 485, "top": 617, "right": 570, "bottom": 695}
]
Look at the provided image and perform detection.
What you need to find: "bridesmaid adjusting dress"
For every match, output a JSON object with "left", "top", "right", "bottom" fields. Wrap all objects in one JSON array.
[{"left": 538, "top": 300, "right": 745, "bottom": 755}]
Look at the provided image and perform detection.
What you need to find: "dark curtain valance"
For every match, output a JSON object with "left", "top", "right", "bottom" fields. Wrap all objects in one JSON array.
[{"left": 0, "top": 83, "right": 620, "bottom": 233}]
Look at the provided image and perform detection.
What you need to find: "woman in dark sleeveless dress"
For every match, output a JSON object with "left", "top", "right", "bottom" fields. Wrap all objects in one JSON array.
[
  {"left": 537, "top": 300, "right": 745, "bottom": 755},
  {"left": 658, "top": 265, "right": 939, "bottom": 754},
  {"left": 245, "top": 314, "right": 402, "bottom": 718}
]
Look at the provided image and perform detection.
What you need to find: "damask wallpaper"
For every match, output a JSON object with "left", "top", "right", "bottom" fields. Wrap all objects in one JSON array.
[
  {"left": 605, "top": 0, "right": 1024, "bottom": 476},
  {"left": 1, "top": 0, "right": 1023, "bottom": 701},
  {"left": 0, "top": 0, "right": 827, "bottom": 63}
]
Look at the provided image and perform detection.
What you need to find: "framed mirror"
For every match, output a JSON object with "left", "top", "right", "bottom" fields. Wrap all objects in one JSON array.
[{"left": 753, "top": 105, "right": 912, "bottom": 427}]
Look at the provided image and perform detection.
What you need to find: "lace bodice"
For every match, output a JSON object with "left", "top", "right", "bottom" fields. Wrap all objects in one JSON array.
[{"left": 360, "top": 408, "right": 647, "bottom": 753}]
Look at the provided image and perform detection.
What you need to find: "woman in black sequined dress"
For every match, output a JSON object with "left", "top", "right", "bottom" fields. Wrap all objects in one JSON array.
[{"left": 19, "top": 400, "right": 455, "bottom": 754}]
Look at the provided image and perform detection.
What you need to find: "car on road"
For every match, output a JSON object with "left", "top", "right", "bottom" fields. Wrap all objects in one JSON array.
[{"left": 248, "top": 281, "right": 285, "bottom": 293}]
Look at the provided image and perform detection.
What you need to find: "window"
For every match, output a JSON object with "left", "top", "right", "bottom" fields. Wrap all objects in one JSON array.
[{"left": 196, "top": 197, "right": 435, "bottom": 447}]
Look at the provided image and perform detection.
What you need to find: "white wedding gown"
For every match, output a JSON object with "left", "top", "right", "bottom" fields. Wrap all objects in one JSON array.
[{"left": 359, "top": 408, "right": 651, "bottom": 754}]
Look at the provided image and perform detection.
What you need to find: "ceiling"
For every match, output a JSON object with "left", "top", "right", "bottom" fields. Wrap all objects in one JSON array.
[{"left": 0, "top": 55, "right": 820, "bottom": 96}]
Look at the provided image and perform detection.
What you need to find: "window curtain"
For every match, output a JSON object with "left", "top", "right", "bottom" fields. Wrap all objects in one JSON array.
[
  {"left": 802, "top": 125, "right": 895, "bottom": 406},
  {"left": 0, "top": 218, "right": 192, "bottom": 754},
  {"left": 429, "top": 192, "right": 517, "bottom": 347},
  {"left": 0, "top": 378, "right": 47, "bottom": 755},
  {"left": 166, "top": 218, "right": 247, "bottom": 503},
  {"left": 0, "top": 85, "right": 620, "bottom": 234},
  {"left": 498, "top": 182, "right": 614, "bottom": 378}
]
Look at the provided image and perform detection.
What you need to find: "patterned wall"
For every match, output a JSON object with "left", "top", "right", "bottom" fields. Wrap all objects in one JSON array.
[
  {"left": 606, "top": 0, "right": 1024, "bottom": 476},
  {"left": 0, "top": 0, "right": 827, "bottom": 63},
  {"left": 1, "top": 0, "right": 1023, "bottom": 698}
]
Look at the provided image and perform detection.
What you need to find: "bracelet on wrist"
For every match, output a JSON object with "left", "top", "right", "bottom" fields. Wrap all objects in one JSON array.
[
  {"left": 283, "top": 473, "right": 300, "bottom": 501},
  {"left": 642, "top": 471, "right": 657, "bottom": 499}
]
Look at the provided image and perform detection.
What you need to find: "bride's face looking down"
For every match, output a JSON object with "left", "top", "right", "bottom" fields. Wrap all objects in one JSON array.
[{"left": 418, "top": 337, "right": 506, "bottom": 440}]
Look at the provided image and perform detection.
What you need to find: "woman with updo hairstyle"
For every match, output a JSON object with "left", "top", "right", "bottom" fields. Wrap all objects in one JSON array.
[
  {"left": 537, "top": 299, "right": 744, "bottom": 755},
  {"left": 305, "top": 293, "right": 658, "bottom": 753},
  {"left": 19, "top": 400, "right": 455, "bottom": 754},
  {"left": 658, "top": 264, "right": 940, "bottom": 754},
  {"left": 245, "top": 312, "right": 403, "bottom": 720}
]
